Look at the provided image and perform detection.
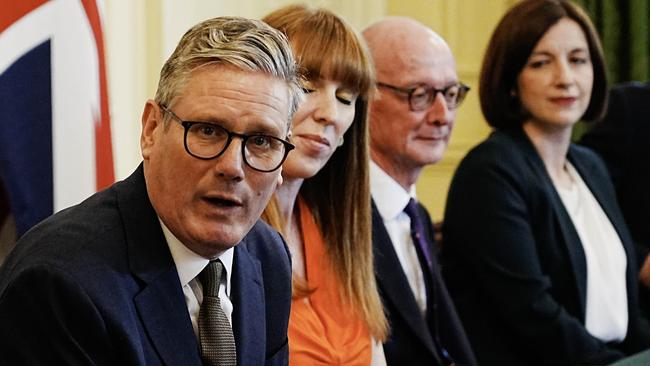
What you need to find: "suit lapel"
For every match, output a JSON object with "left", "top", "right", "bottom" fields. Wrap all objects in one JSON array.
[
  {"left": 569, "top": 147, "right": 638, "bottom": 292},
  {"left": 134, "top": 271, "right": 202, "bottom": 366},
  {"left": 569, "top": 147, "right": 634, "bottom": 250},
  {"left": 510, "top": 130, "right": 588, "bottom": 315},
  {"left": 371, "top": 202, "right": 437, "bottom": 353},
  {"left": 231, "top": 244, "right": 266, "bottom": 365},
  {"left": 117, "top": 166, "right": 202, "bottom": 366}
]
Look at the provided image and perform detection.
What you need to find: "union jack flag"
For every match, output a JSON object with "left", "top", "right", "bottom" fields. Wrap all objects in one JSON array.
[{"left": 0, "top": 0, "right": 113, "bottom": 237}]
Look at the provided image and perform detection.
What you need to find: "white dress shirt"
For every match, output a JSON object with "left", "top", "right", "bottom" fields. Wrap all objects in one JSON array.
[
  {"left": 160, "top": 219, "right": 234, "bottom": 339},
  {"left": 370, "top": 161, "right": 427, "bottom": 316},
  {"left": 553, "top": 162, "right": 628, "bottom": 342}
]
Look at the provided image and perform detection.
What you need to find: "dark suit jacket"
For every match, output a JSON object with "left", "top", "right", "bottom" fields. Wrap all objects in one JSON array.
[
  {"left": 372, "top": 200, "right": 477, "bottom": 366},
  {"left": 0, "top": 165, "right": 291, "bottom": 366},
  {"left": 580, "top": 81, "right": 650, "bottom": 260},
  {"left": 442, "top": 127, "right": 650, "bottom": 366}
]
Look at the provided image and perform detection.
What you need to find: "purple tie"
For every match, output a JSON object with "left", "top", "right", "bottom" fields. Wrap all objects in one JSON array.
[
  {"left": 403, "top": 198, "right": 433, "bottom": 269},
  {"left": 404, "top": 199, "right": 458, "bottom": 365}
]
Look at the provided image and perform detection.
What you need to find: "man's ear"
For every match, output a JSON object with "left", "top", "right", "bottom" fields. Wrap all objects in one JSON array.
[{"left": 141, "top": 100, "right": 161, "bottom": 160}]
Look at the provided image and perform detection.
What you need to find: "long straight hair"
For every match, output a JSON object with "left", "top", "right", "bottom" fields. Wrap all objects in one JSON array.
[{"left": 262, "top": 4, "right": 388, "bottom": 341}]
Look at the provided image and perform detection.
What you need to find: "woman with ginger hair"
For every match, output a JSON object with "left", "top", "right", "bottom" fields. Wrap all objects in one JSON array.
[{"left": 262, "top": 4, "right": 388, "bottom": 365}]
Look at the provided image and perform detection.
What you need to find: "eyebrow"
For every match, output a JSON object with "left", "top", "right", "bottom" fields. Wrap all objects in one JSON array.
[
  {"left": 184, "top": 115, "right": 283, "bottom": 137},
  {"left": 530, "top": 47, "right": 589, "bottom": 57}
]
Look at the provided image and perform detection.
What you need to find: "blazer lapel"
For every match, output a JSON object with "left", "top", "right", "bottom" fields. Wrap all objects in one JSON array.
[
  {"left": 371, "top": 202, "right": 437, "bottom": 353},
  {"left": 231, "top": 244, "right": 266, "bottom": 365},
  {"left": 569, "top": 148, "right": 634, "bottom": 248},
  {"left": 117, "top": 166, "right": 202, "bottom": 366},
  {"left": 569, "top": 147, "right": 638, "bottom": 285},
  {"left": 134, "top": 271, "right": 202, "bottom": 366},
  {"left": 510, "top": 129, "right": 588, "bottom": 315}
]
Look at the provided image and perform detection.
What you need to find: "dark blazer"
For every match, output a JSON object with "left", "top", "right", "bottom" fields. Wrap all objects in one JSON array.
[
  {"left": 0, "top": 165, "right": 291, "bottom": 366},
  {"left": 442, "top": 127, "right": 650, "bottom": 366},
  {"left": 372, "top": 200, "right": 477, "bottom": 366},
  {"left": 580, "top": 81, "right": 650, "bottom": 259}
]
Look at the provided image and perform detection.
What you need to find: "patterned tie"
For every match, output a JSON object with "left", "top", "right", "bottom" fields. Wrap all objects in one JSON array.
[
  {"left": 198, "top": 260, "right": 237, "bottom": 366},
  {"left": 403, "top": 198, "right": 433, "bottom": 269}
]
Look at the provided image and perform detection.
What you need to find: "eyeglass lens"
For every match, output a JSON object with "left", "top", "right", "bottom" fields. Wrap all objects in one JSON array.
[
  {"left": 410, "top": 84, "right": 467, "bottom": 111},
  {"left": 185, "top": 122, "right": 288, "bottom": 172}
]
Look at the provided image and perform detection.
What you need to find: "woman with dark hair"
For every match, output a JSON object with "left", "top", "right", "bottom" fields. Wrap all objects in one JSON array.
[
  {"left": 261, "top": 5, "right": 388, "bottom": 365},
  {"left": 441, "top": 1, "right": 650, "bottom": 365}
]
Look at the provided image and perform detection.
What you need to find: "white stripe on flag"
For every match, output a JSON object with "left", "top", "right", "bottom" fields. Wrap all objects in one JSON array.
[
  {"left": 52, "top": 0, "right": 99, "bottom": 211},
  {"left": 0, "top": 0, "right": 101, "bottom": 212}
]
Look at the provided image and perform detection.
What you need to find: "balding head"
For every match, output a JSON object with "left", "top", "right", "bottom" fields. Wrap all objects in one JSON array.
[
  {"left": 363, "top": 17, "right": 453, "bottom": 82},
  {"left": 362, "top": 17, "right": 461, "bottom": 189}
]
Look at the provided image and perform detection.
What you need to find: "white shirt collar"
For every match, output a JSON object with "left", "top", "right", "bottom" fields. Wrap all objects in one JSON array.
[
  {"left": 370, "top": 160, "right": 416, "bottom": 220},
  {"left": 159, "top": 219, "right": 234, "bottom": 296}
]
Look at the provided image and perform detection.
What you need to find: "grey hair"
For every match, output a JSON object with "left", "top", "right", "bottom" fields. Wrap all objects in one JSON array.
[{"left": 154, "top": 16, "right": 303, "bottom": 128}]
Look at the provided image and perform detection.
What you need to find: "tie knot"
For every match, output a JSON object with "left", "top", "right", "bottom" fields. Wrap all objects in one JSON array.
[
  {"left": 403, "top": 198, "right": 420, "bottom": 222},
  {"left": 199, "top": 260, "right": 223, "bottom": 297},
  {"left": 403, "top": 198, "right": 434, "bottom": 268}
]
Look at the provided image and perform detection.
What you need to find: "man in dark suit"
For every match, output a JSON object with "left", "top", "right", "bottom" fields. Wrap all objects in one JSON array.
[
  {"left": 0, "top": 16, "right": 302, "bottom": 365},
  {"left": 580, "top": 81, "right": 650, "bottom": 312},
  {"left": 362, "top": 17, "right": 476, "bottom": 366}
]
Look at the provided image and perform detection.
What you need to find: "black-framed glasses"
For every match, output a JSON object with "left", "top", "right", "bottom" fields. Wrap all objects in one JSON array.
[
  {"left": 160, "top": 105, "right": 294, "bottom": 172},
  {"left": 377, "top": 82, "right": 470, "bottom": 111}
]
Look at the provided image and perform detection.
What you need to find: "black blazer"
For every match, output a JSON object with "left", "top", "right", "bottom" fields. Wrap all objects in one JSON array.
[
  {"left": 442, "top": 127, "right": 650, "bottom": 365},
  {"left": 580, "top": 81, "right": 650, "bottom": 259},
  {"left": 372, "top": 200, "right": 476, "bottom": 366},
  {"left": 0, "top": 165, "right": 292, "bottom": 366}
]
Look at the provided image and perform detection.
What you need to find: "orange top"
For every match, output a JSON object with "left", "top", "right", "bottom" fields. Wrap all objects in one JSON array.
[{"left": 288, "top": 197, "right": 371, "bottom": 365}]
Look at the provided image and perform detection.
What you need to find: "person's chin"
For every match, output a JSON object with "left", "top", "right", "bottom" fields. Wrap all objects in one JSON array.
[
  {"left": 199, "top": 230, "right": 243, "bottom": 253},
  {"left": 423, "top": 147, "right": 448, "bottom": 165},
  {"left": 286, "top": 160, "right": 325, "bottom": 179}
]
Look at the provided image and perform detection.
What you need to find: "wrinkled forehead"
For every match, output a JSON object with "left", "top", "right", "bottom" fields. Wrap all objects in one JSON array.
[
  {"left": 177, "top": 65, "right": 292, "bottom": 134},
  {"left": 387, "top": 43, "right": 457, "bottom": 86}
]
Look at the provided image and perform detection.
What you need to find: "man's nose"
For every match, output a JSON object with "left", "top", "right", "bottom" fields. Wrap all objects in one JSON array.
[
  {"left": 425, "top": 93, "right": 451, "bottom": 126},
  {"left": 212, "top": 138, "right": 245, "bottom": 180}
]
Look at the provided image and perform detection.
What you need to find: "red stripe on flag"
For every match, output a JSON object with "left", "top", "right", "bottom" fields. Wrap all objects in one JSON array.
[
  {"left": 80, "top": 0, "right": 114, "bottom": 190},
  {"left": 0, "top": 0, "right": 48, "bottom": 34}
]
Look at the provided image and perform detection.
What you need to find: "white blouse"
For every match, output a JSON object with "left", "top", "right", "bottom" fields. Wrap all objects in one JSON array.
[{"left": 554, "top": 162, "right": 628, "bottom": 342}]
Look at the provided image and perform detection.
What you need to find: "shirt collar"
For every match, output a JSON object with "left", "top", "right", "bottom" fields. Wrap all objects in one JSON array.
[
  {"left": 370, "top": 160, "right": 416, "bottom": 220},
  {"left": 159, "top": 219, "right": 234, "bottom": 296}
]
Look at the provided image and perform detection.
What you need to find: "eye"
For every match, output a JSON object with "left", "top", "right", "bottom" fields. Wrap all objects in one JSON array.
[
  {"left": 301, "top": 80, "right": 317, "bottom": 94},
  {"left": 336, "top": 90, "right": 358, "bottom": 106},
  {"left": 444, "top": 85, "right": 459, "bottom": 99},
  {"left": 188, "top": 122, "right": 227, "bottom": 141},
  {"left": 250, "top": 135, "right": 272, "bottom": 148},
  {"left": 410, "top": 86, "right": 430, "bottom": 102},
  {"left": 570, "top": 56, "right": 589, "bottom": 65},
  {"left": 528, "top": 59, "right": 549, "bottom": 68},
  {"left": 192, "top": 123, "right": 220, "bottom": 137}
]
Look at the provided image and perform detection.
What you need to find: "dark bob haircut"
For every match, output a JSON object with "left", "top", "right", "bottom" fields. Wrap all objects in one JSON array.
[{"left": 479, "top": 0, "right": 607, "bottom": 129}]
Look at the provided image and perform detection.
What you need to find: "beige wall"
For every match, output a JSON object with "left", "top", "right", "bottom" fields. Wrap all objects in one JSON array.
[
  {"left": 104, "top": 0, "right": 514, "bottom": 221},
  {"left": 104, "top": 0, "right": 386, "bottom": 180}
]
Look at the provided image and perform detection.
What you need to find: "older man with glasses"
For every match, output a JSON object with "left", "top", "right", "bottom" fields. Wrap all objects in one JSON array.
[
  {"left": 0, "top": 16, "right": 301, "bottom": 366},
  {"left": 363, "top": 17, "right": 476, "bottom": 366}
]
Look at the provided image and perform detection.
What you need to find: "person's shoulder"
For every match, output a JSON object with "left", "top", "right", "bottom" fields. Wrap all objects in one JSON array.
[
  {"left": 0, "top": 185, "right": 127, "bottom": 287},
  {"left": 614, "top": 81, "right": 650, "bottom": 95},
  {"left": 241, "top": 220, "right": 290, "bottom": 264},
  {"left": 570, "top": 143, "right": 608, "bottom": 175},
  {"left": 22, "top": 185, "right": 121, "bottom": 249},
  {"left": 458, "top": 129, "right": 526, "bottom": 171}
]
